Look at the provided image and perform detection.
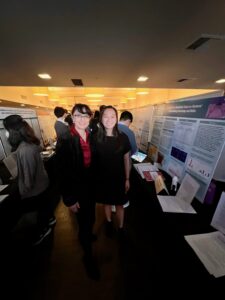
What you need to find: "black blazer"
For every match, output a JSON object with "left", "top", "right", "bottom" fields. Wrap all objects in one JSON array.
[{"left": 55, "top": 134, "right": 95, "bottom": 206}]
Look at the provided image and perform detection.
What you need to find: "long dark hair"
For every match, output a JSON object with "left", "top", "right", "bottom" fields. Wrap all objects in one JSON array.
[
  {"left": 97, "top": 105, "right": 120, "bottom": 143},
  {"left": 3, "top": 115, "right": 40, "bottom": 150}
]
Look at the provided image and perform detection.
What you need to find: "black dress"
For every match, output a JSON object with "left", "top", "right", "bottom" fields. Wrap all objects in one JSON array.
[{"left": 93, "top": 133, "right": 130, "bottom": 205}]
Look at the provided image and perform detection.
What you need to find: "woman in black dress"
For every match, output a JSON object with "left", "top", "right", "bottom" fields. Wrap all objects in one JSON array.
[{"left": 93, "top": 106, "right": 131, "bottom": 236}]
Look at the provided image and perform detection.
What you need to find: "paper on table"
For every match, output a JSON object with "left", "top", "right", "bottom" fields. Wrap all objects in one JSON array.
[
  {"left": 0, "top": 184, "right": 8, "bottom": 192},
  {"left": 0, "top": 194, "right": 9, "bottom": 203},
  {"left": 157, "top": 173, "right": 199, "bottom": 213},
  {"left": 185, "top": 231, "right": 225, "bottom": 277},
  {"left": 133, "top": 163, "right": 159, "bottom": 179},
  {"left": 211, "top": 192, "right": 225, "bottom": 235},
  {"left": 157, "top": 195, "right": 197, "bottom": 213},
  {"left": 184, "top": 192, "right": 225, "bottom": 277}
]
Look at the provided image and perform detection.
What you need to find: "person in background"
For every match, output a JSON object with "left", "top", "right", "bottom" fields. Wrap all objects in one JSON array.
[
  {"left": 89, "top": 105, "right": 106, "bottom": 134},
  {"left": 54, "top": 106, "right": 70, "bottom": 140},
  {"left": 3, "top": 115, "right": 56, "bottom": 245},
  {"left": 64, "top": 113, "right": 76, "bottom": 136},
  {"left": 55, "top": 103, "right": 100, "bottom": 280},
  {"left": 93, "top": 106, "right": 131, "bottom": 238},
  {"left": 118, "top": 111, "right": 138, "bottom": 155},
  {"left": 89, "top": 110, "right": 100, "bottom": 134}
]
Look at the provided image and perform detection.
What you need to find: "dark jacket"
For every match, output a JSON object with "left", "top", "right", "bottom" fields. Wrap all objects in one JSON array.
[
  {"left": 55, "top": 134, "right": 94, "bottom": 207},
  {"left": 54, "top": 120, "right": 70, "bottom": 140}
]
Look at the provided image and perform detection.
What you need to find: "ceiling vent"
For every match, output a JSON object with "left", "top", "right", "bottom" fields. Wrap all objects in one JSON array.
[
  {"left": 177, "top": 78, "right": 189, "bottom": 82},
  {"left": 71, "top": 79, "right": 84, "bottom": 86},
  {"left": 186, "top": 34, "right": 225, "bottom": 50}
]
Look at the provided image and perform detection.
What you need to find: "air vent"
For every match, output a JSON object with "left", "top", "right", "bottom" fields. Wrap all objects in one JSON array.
[
  {"left": 186, "top": 34, "right": 225, "bottom": 50},
  {"left": 186, "top": 37, "right": 210, "bottom": 50},
  {"left": 177, "top": 78, "right": 189, "bottom": 82},
  {"left": 71, "top": 79, "right": 83, "bottom": 86}
]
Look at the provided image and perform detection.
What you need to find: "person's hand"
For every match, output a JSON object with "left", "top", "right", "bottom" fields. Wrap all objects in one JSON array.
[
  {"left": 125, "top": 179, "right": 130, "bottom": 193},
  {"left": 69, "top": 202, "right": 80, "bottom": 213}
]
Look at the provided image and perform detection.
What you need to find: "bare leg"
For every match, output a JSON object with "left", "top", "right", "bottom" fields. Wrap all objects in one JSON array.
[
  {"left": 104, "top": 205, "right": 112, "bottom": 222},
  {"left": 115, "top": 205, "right": 124, "bottom": 228}
]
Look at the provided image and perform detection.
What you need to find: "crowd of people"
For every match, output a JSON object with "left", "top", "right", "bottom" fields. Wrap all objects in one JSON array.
[{"left": 3, "top": 104, "right": 138, "bottom": 280}]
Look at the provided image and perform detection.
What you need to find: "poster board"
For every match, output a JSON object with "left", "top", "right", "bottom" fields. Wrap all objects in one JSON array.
[
  {"left": 148, "top": 92, "right": 225, "bottom": 203},
  {"left": 130, "top": 106, "right": 154, "bottom": 153}
]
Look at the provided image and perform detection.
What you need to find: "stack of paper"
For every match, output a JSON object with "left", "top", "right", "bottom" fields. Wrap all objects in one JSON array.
[
  {"left": 133, "top": 163, "right": 159, "bottom": 179},
  {"left": 185, "top": 191, "right": 225, "bottom": 277}
]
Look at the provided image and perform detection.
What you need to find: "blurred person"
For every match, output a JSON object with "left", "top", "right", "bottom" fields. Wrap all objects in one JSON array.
[
  {"left": 118, "top": 110, "right": 138, "bottom": 155},
  {"left": 3, "top": 115, "right": 56, "bottom": 245},
  {"left": 54, "top": 106, "right": 70, "bottom": 140},
  {"left": 89, "top": 110, "right": 100, "bottom": 134}
]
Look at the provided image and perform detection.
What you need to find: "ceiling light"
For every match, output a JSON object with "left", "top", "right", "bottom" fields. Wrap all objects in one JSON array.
[
  {"left": 20, "top": 104, "right": 26, "bottom": 106},
  {"left": 136, "top": 91, "right": 149, "bottom": 95},
  {"left": 137, "top": 76, "right": 148, "bottom": 82},
  {"left": 33, "top": 93, "right": 49, "bottom": 96},
  {"left": 38, "top": 73, "right": 52, "bottom": 79},
  {"left": 85, "top": 94, "right": 104, "bottom": 97},
  {"left": 49, "top": 98, "right": 59, "bottom": 102},
  {"left": 87, "top": 99, "right": 103, "bottom": 102},
  {"left": 215, "top": 79, "right": 225, "bottom": 84},
  {"left": 127, "top": 97, "right": 136, "bottom": 100}
]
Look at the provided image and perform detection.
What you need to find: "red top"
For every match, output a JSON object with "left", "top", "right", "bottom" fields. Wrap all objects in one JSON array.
[
  {"left": 70, "top": 125, "right": 76, "bottom": 136},
  {"left": 72, "top": 127, "right": 91, "bottom": 168}
]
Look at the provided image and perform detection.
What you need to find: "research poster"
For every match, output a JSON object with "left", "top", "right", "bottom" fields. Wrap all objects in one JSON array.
[
  {"left": 130, "top": 106, "right": 154, "bottom": 153},
  {"left": 149, "top": 96, "right": 225, "bottom": 203}
]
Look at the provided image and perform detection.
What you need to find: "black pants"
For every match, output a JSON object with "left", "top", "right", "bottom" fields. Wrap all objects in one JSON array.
[{"left": 76, "top": 199, "right": 96, "bottom": 257}]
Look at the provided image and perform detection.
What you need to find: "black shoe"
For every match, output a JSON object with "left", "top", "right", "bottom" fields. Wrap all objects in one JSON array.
[
  {"left": 105, "top": 221, "right": 113, "bottom": 238},
  {"left": 82, "top": 256, "right": 100, "bottom": 280},
  {"left": 32, "top": 227, "right": 52, "bottom": 246}
]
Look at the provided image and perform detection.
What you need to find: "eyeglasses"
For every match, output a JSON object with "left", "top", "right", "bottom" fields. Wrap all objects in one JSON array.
[{"left": 73, "top": 114, "right": 90, "bottom": 120}]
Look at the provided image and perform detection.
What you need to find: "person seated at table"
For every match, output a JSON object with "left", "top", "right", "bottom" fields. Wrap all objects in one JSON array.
[{"left": 3, "top": 114, "right": 56, "bottom": 245}]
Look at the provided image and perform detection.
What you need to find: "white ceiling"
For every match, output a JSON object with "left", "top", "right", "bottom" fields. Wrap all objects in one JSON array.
[{"left": 0, "top": 0, "right": 224, "bottom": 109}]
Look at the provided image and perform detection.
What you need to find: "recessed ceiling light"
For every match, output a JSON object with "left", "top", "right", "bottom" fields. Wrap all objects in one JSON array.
[
  {"left": 137, "top": 76, "right": 148, "bottom": 82},
  {"left": 33, "top": 93, "right": 49, "bottom": 96},
  {"left": 127, "top": 97, "right": 136, "bottom": 100},
  {"left": 87, "top": 99, "right": 103, "bottom": 102},
  {"left": 85, "top": 94, "right": 104, "bottom": 97},
  {"left": 20, "top": 103, "right": 26, "bottom": 106},
  {"left": 215, "top": 79, "right": 225, "bottom": 84},
  {"left": 136, "top": 91, "right": 149, "bottom": 95},
  {"left": 38, "top": 73, "right": 52, "bottom": 79},
  {"left": 49, "top": 98, "right": 59, "bottom": 102}
]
